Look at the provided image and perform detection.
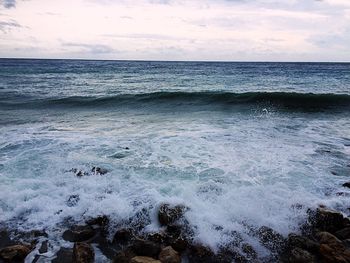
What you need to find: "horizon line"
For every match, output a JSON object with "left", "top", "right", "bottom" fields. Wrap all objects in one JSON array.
[{"left": 0, "top": 57, "right": 349, "bottom": 64}]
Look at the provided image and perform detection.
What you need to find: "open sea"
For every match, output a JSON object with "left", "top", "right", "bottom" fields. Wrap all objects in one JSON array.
[{"left": 0, "top": 59, "right": 350, "bottom": 261}]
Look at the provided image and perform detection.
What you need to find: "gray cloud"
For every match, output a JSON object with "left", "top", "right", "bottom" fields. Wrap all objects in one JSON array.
[
  {"left": 0, "top": 19, "right": 21, "bottom": 32},
  {"left": 62, "top": 42, "right": 116, "bottom": 54},
  {"left": 1, "top": 0, "right": 16, "bottom": 9}
]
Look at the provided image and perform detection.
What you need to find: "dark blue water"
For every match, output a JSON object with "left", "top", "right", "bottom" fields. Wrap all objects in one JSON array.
[{"left": 0, "top": 59, "right": 349, "bottom": 261}]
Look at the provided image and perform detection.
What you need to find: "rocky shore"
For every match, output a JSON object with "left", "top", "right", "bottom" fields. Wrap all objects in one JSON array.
[{"left": 1, "top": 171, "right": 350, "bottom": 263}]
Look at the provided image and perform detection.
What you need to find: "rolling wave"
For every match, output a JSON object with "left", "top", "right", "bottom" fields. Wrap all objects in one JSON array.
[{"left": 1, "top": 91, "right": 350, "bottom": 111}]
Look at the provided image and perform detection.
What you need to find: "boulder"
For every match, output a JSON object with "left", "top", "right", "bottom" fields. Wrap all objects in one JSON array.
[
  {"left": 316, "top": 231, "right": 344, "bottom": 251},
  {"left": 287, "top": 234, "right": 320, "bottom": 254},
  {"left": 257, "top": 226, "right": 285, "bottom": 252},
  {"left": 113, "top": 228, "right": 134, "bottom": 245},
  {"left": 130, "top": 238, "right": 161, "bottom": 258},
  {"left": 73, "top": 242, "right": 94, "bottom": 263},
  {"left": 335, "top": 227, "right": 350, "bottom": 240},
  {"left": 241, "top": 243, "right": 257, "bottom": 260},
  {"left": 131, "top": 256, "right": 161, "bottom": 263},
  {"left": 158, "top": 204, "right": 188, "bottom": 226},
  {"left": 288, "top": 247, "right": 316, "bottom": 263},
  {"left": 342, "top": 182, "right": 350, "bottom": 188},
  {"left": 188, "top": 244, "right": 215, "bottom": 263},
  {"left": 52, "top": 247, "right": 73, "bottom": 263},
  {"left": 158, "top": 246, "right": 181, "bottom": 263},
  {"left": 63, "top": 225, "right": 96, "bottom": 242},
  {"left": 0, "top": 244, "right": 31, "bottom": 262},
  {"left": 170, "top": 236, "right": 188, "bottom": 252},
  {"left": 309, "top": 208, "right": 348, "bottom": 233},
  {"left": 85, "top": 215, "right": 109, "bottom": 227},
  {"left": 91, "top": 167, "right": 108, "bottom": 175}
]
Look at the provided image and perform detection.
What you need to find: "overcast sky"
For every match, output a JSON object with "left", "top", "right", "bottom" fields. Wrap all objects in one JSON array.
[{"left": 0, "top": 0, "right": 349, "bottom": 61}]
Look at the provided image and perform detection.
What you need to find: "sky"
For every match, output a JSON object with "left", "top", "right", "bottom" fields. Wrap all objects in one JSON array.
[{"left": 0, "top": 0, "right": 349, "bottom": 61}]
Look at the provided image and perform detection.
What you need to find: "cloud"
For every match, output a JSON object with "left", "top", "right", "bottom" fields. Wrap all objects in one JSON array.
[
  {"left": 0, "top": 19, "right": 20, "bottom": 32},
  {"left": 1, "top": 0, "right": 16, "bottom": 9},
  {"left": 62, "top": 42, "right": 116, "bottom": 54}
]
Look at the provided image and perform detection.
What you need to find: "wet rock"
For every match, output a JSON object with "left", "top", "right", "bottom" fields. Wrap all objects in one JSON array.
[
  {"left": 113, "top": 228, "right": 134, "bottom": 245},
  {"left": 335, "top": 227, "right": 350, "bottom": 240},
  {"left": 130, "top": 238, "right": 161, "bottom": 258},
  {"left": 316, "top": 231, "right": 344, "bottom": 250},
  {"left": 343, "top": 182, "right": 350, "bottom": 188},
  {"left": 316, "top": 231, "right": 350, "bottom": 263},
  {"left": 188, "top": 244, "right": 215, "bottom": 263},
  {"left": 38, "top": 240, "right": 48, "bottom": 254},
  {"left": 131, "top": 256, "right": 161, "bottom": 263},
  {"left": 288, "top": 247, "right": 316, "bottom": 263},
  {"left": 73, "top": 242, "right": 94, "bottom": 263},
  {"left": 158, "top": 246, "right": 181, "bottom": 263},
  {"left": 170, "top": 236, "right": 188, "bottom": 252},
  {"left": 67, "top": 195, "right": 80, "bottom": 207},
  {"left": 86, "top": 215, "right": 109, "bottom": 227},
  {"left": 52, "top": 247, "right": 73, "bottom": 263},
  {"left": 69, "top": 169, "right": 88, "bottom": 177},
  {"left": 147, "top": 232, "right": 167, "bottom": 244},
  {"left": 241, "top": 243, "right": 257, "bottom": 260},
  {"left": 0, "top": 230, "right": 16, "bottom": 248},
  {"left": 216, "top": 246, "right": 249, "bottom": 263},
  {"left": 319, "top": 244, "right": 350, "bottom": 263},
  {"left": 287, "top": 234, "right": 320, "bottom": 254},
  {"left": 0, "top": 244, "right": 31, "bottom": 262},
  {"left": 63, "top": 225, "right": 96, "bottom": 242},
  {"left": 309, "top": 208, "right": 349, "bottom": 233},
  {"left": 91, "top": 167, "right": 108, "bottom": 175},
  {"left": 257, "top": 226, "right": 285, "bottom": 252},
  {"left": 158, "top": 204, "right": 188, "bottom": 226},
  {"left": 113, "top": 248, "right": 136, "bottom": 263}
]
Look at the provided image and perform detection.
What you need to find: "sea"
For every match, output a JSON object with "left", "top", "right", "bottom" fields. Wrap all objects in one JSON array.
[{"left": 0, "top": 59, "right": 349, "bottom": 261}]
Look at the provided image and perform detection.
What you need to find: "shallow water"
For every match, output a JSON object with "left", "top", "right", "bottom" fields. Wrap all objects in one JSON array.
[{"left": 0, "top": 59, "right": 350, "bottom": 260}]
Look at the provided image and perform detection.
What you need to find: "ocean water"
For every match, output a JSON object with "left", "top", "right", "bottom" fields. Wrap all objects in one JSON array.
[{"left": 0, "top": 59, "right": 350, "bottom": 260}]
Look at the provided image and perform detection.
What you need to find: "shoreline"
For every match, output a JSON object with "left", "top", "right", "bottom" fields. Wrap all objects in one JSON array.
[{"left": 1, "top": 188, "right": 350, "bottom": 263}]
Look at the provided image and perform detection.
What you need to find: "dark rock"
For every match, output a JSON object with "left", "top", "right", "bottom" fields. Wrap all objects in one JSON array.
[
  {"left": 130, "top": 256, "right": 161, "bottom": 263},
  {"left": 158, "top": 246, "right": 181, "bottom": 263},
  {"left": 130, "top": 238, "right": 161, "bottom": 258},
  {"left": 188, "top": 244, "right": 215, "bottom": 263},
  {"left": 316, "top": 231, "right": 344, "bottom": 250},
  {"left": 170, "top": 236, "right": 188, "bottom": 252},
  {"left": 67, "top": 195, "right": 80, "bottom": 207},
  {"left": 257, "top": 226, "right": 285, "bottom": 252},
  {"left": 288, "top": 247, "right": 316, "bottom": 263},
  {"left": 73, "top": 242, "right": 94, "bottom": 263},
  {"left": 158, "top": 204, "right": 188, "bottom": 226},
  {"left": 241, "top": 243, "right": 257, "bottom": 260},
  {"left": 216, "top": 246, "right": 249, "bottom": 263},
  {"left": 62, "top": 226, "right": 96, "bottom": 242},
  {"left": 335, "top": 227, "right": 350, "bottom": 240},
  {"left": 147, "top": 232, "right": 167, "bottom": 244},
  {"left": 0, "top": 244, "right": 31, "bottom": 263},
  {"left": 86, "top": 215, "right": 109, "bottom": 227},
  {"left": 52, "top": 247, "right": 73, "bottom": 263},
  {"left": 309, "top": 208, "right": 348, "bottom": 233},
  {"left": 316, "top": 231, "right": 350, "bottom": 263},
  {"left": 113, "top": 248, "right": 136, "bottom": 263},
  {"left": 287, "top": 234, "right": 320, "bottom": 254},
  {"left": 113, "top": 228, "right": 134, "bottom": 245},
  {"left": 91, "top": 167, "right": 108, "bottom": 175},
  {"left": 38, "top": 240, "right": 48, "bottom": 254},
  {"left": 0, "top": 230, "right": 16, "bottom": 248},
  {"left": 343, "top": 182, "right": 350, "bottom": 188}
]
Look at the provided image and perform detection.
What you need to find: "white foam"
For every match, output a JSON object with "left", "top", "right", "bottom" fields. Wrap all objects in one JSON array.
[{"left": 0, "top": 110, "right": 349, "bottom": 259}]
